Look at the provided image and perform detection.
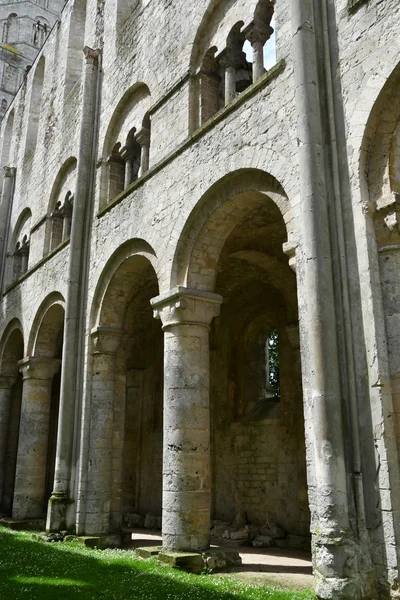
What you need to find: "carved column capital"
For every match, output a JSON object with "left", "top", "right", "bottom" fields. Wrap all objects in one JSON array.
[
  {"left": 3, "top": 166, "right": 16, "bottom": 178},
  {"left": 136, "top": 127, "right": 150, "bottom": 148},
  {"left": 244, "top": 23, "right": 273, "bottom": 46},
  {"left": 90, "top": 327, "right": 124, "bottom": 355},
  {"left": 18, "top": 357, "right": 61, "bottom": 380},
  {"left": 83, "top": 46, "right": 100, "bottom": 66},
  {"left": 151, "top": 287, "right": 222, "bottom": 330}
]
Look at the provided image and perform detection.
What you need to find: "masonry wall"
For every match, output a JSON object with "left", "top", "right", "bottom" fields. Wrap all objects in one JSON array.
[{"left": 1, "top": 0, "right": 400, "bottom": 597}]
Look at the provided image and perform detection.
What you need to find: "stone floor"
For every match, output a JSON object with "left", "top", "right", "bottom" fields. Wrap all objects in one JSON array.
[{"left": 124, "top": 529, "right": 314, "bottom": 591}]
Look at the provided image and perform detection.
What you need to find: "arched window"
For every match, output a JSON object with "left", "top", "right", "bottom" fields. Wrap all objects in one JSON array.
[
  {"left": 101, "top": 84, "right": 151, "bottom": 206},
  {"left": 44, "top": 158, "right": 77, "bottom": 256},
  {"left": 194, "top": 0, "right": 275, "bottom": 127},
  {"left": 4, "top": 14, "right": 18, "bottom": 44},
  {"left": 264, "top": 328, "right": 280, "bottom": 399},
  {"left": 49, "top": 191, "right": 73, "bottom": 251},
  {"left": 25, "top": 56, "right": 45, "bottom": 155},
  {"left": 32, "top": 18, "right": 48, "bottom": 47},
  {"left": 10, "top": 210, "right": 32, "bottom": 283}
]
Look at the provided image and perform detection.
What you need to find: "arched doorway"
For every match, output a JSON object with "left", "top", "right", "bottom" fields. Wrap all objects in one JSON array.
[
  {"left": 12, "top": 298, "right": 64, "bottom": 520},
  {"left": 0, "top": 321, "right": 24, "bottom": 516},
  {"left": 87, "top": 244, "right": 162, "bottom": 535}
]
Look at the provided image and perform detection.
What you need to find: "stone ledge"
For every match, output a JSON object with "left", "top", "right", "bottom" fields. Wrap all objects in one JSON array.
[
  {"left": 135, "top": 545, "right": 162, "bottom": 559},
  {"left": 157, "top": 551, "right": 205, "bottom": 574},
  {"left": 0, "top": 518, "right": 45, "bottom": 531},
  {"left": 69, "top": 534, "right": 121, "bottom": 549}
]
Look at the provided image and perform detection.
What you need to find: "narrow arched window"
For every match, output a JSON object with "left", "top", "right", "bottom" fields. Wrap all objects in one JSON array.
[{"left": 265, "top": 328, "right": 280, "bottom": 399}]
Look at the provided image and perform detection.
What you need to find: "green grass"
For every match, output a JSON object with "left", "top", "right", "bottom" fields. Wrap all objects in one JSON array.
[{"left": 0, "top": 527, "right": 315, "bottom": 600}]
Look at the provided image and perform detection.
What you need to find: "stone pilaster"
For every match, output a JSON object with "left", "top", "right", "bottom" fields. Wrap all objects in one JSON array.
[
  {"left": 151, "top": 287, "right": 222, "bottom": 552},
  {"left": 0, "top": 166, "right": 16, "bottom": 293},
  {"left": 47, "top": 46, "right": 100, "bottom": 532},
  {"left": 84, "top": 327, "right": 123, "bottom": 535},
  {"left": 13, "top": 358, "right": 60, "bottom": 520}
]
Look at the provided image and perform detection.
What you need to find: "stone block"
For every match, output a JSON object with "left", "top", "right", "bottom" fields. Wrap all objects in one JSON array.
[
  {"left": 202, "top": 549, "right": 242, "bottom": 571},
  {"left": 157, "top": 551, "right": 205, "bottom": 574},
  {"left": 135, "top": 546, "right": 162, "bottom": 559}
]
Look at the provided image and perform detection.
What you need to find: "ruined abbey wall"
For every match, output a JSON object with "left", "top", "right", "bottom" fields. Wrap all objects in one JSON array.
[{"left": 0, "top": 1, "right": 400, "bottom": 598}]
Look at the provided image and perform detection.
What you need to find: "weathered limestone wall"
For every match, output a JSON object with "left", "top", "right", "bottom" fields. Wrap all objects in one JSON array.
[{"left": 0, "top": 0, "right": 400, "bottom": 597}]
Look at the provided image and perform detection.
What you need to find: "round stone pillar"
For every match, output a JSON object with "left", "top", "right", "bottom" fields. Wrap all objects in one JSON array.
[
  {"left": 84, "top": 327, "right": 123, "bottom": 535},
  {"left": 245, "top": 24, "right": 273, "bottom": 82},
  {"left": 151, "top": 287, "right": 222, "bottom": 552},
  {"left": 13, "top": 358, "right": 60, "bottom": 520},
  {"left": 0, "top": 374, "right": 17, "bottom": 508}
]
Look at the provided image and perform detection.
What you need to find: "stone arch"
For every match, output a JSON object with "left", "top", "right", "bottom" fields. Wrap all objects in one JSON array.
[
  {"left": 91, "top": 238, "right": 158, "bottom": 330},
  {"left": 44, "top": 158, "right": 77, "bottom": 254},
  {"left": 25, "top": 55, "right": 45, "bottom": 156},
  {"left": 13, "top": 293, "right": 65, "bottom": 520},
  {"left": 171, "top": 168, "right": 293, "bottom": 291},
  {"left": 360, "top": 60, "right": 400, "bottom": 489},
  {"left": 0, "top": 318, "right": 24, "bottom": 375},
  {"left": 64, "top": 0, "right": 87, "bottom": 96},
  {"left": 27, "top": 292, "right": 65, "bottom": 357},
  {"left": 0, "top": 319, "right": 24, "bottom": 516},
  {"left": 86, "top": 239, "right": 163, "bottom": 535},
  {"left": 170, "top": 167, "right": 307, "bottom": 539},
  {"left": 189, "top": 0, "right": 274, "bottom": 128},
  {"left": 8, "top": 208, "right": 32, "bottom": 284}
]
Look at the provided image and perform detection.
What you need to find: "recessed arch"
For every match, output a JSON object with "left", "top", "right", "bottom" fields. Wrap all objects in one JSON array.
[
  {"left": 27, "top": 292, "right": 66, "bottom": 357},
  {"left": 0, "top": 318, "right": 24, "bottom": 375},
  {"left": 0, "top": 318, "right": 24, "bottom": 516},
  {"left": 171, "top": 168, "right": 292, "bottom": 291},
  {"left": 91, "top": 238, "right": 158, "bottom": 331},
  {"left": 64, "top": 0, "right": 87, "bottom": 96},
  {"left": 102, "top": 83, "right": 151, "bottom": 159},
  {"left": 25, "top": 55, "right": 45, "bottom": 156}
]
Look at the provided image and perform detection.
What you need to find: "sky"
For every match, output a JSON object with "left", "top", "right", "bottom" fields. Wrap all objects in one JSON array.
[{"left": 243, "top": 18, "right": 276, "bottom": 71}]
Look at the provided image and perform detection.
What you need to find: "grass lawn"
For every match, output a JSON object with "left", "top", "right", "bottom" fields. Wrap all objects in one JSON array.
[{"left": 0, "top": 527, "right": 315, "bottom": 600}]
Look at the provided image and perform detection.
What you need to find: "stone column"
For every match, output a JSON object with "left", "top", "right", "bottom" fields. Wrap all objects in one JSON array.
[
  {"left": 0, "top": 166, "right": 16, "bottom": 293},
  {"left": 221, "top": 52, "right": 237, "bottom": 105},
  {"left": 245, "top": 25, "right": 273, "bottom": 81},
  {"left": 136, "top": 127, "right": 150, "bottom": 178},
  {"left": 84, "top": 328, "right": 122, "bottom": 535},
  {"left": 61, "top": 195, "right": 73, "bottom": 240},
  {"left": 20, "top": 239, "right": 29, "bottom": 274},
  {"left": 47, "top": 47, "right": 99, "bottom": 532},
  {"left": 0, "top": 374, "right": 16, "bottom": 508},
  {"left": 13, "top": 358, "right": 60, "bottom": 520},
  {"left": 120, "top": 146, "right": 133, "bottom": 189},
  {"left": 151, "top": 287, "right": 222, "bottom": 552}
]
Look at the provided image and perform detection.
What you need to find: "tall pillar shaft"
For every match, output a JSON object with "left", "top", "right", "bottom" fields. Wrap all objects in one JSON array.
[
  {"left": 151, "top": 287, "right": 221, "bottom": 552},
  {"left": 85, "top": 328, "right": 122, "bottom": 535},
  {"left": 224, "top": 65, "right": 236, "bottom": 105},
  {"left": 47, "top": 47, "right": 99, "bottom": 531},
  {"left": 251, "top": 39, "right": 265, "bottom": 81},
  {"left": 0, "top": 166, "right": 16, "bottom": 293},
  {"left": 13, "top": 358, "right": 60, "bottom": 520}
]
